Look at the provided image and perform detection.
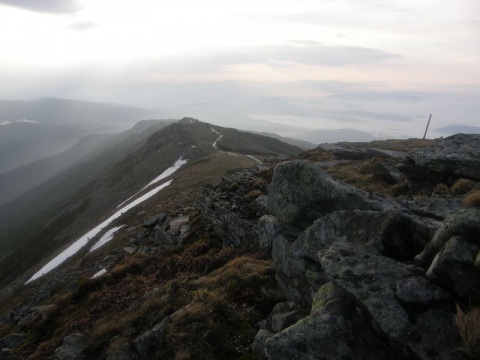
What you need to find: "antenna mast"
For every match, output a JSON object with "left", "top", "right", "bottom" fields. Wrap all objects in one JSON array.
[{"left": 423, "top": 114, "right": 432, "bottom": 139}]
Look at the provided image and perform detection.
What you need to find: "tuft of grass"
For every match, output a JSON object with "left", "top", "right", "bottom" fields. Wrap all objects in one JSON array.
[
  {"left": 434, "top": 183, "right": 449, "bottom": 194},
  {"left": 452, "top": 179, "right": 477, "bottom": 195},
  {"left": 464, "top": 190, "right": 480, "bottom": 208},
  {"left": 455, "top": 304, "right": 480, "bottom": 358}
]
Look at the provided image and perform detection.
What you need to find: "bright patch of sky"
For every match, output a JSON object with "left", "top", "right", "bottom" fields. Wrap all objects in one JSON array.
[
  {"left": 0, "top": 0, "right": 478, "bottom": 138},
  {"left": 25, "top": 156, "right": 187, "bottom": 283}
]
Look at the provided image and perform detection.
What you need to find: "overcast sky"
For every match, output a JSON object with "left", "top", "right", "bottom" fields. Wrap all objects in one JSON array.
[{"left": 0, "top": 0, "right": 478, "bottom": 138}]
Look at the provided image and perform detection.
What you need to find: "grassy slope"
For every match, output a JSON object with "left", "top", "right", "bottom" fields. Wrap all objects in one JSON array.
[
  {"left": 212, "top": 125, "right": 303, "bottom": 157},
  {"left": 0, "top": 120, "right": 302, "bottom": 289},
  {"left": 1, "top": 151, "right": 281, "bottom": 359}
]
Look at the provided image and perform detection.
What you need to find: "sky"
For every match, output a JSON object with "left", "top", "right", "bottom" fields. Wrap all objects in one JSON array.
[{"left": 0, "top": 0, "right": 479, "bottom": 138}]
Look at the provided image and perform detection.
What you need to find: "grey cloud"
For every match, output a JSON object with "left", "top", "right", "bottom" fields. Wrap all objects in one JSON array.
[
  {"left": 147, "top": 44, "right": 401, "bottom": 73},
  {"left": 69, "top": 21, "right": 98, "bottom": 31},
  {"left": 0, "top": 0, "right": 81, "bottom": 14},
  {"left": 287, "top": 39, "right": 321, "bottom": 46},
  {"left": 328, "top": 92, "right": 426, "bottom": 102},
  {"left": 341, "top": 110, "right": 411, "bottom": 122}
]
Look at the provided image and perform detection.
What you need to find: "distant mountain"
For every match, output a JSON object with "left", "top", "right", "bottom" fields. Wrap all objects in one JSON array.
[
  {"left": 0, "top": 122, "right": 84, "bottom": 173},
  {"left": 255, "top": 132, "right": 316, "bottom": 150},
  {"left": 294, "top": 128, "right": 376, "bottom": 144},
  {"left": 0, "top": 120, "right": 174, "bottom": 206},
  {"left": 0, "top": 97, "right": 160, "bottom": 127},
  {"left": 0, "top": 98, "right": 162, "bottom": 173},
  {"left": 435, "top": 124, "right": 480, "bottom": 135}
]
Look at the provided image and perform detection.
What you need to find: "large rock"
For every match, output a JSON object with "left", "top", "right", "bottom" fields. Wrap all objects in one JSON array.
[
  {"left": 267, "top": 160, "right": 398, "bottom": 227},
  {"left": 415, "top": 209, "right": 480, "bottom": 267},
  {"left": 291, "top": 209, "right": 426, "bottom": 262},
  {"left": 319, "top": 244, "right": 457, "bottom": 359},
  {"left": 400, "top": 134, "right": 480, "bottom": 181},
  {"left": 131, "top": 317, "right": 171, "bottom": 356},
  {"left": 320, "top": 245, "right": 413, "bottom": 342},
  {"left": 199, "top": 168, "right": 267, "bottom": 249},
  {"left": 202, "top": 197, "right": 260, "bottom": 248},
  {"left": 264, "top": 297, "right": 398, "bottom": 360},
  {"left": 265, "top": 209, "right": 430, "bottom": 305},
  {"left": 426, "top": 235, "right": 480, "bottom": 299},
  {"left": 54, "top": 333, "right": 87, "bottom": 360},
  {"left": 400, "top": 196, "right": 463, "bottom": 220},
  {"left": 264, "top": 302, "right": 309, "bottom": 333},
  {"left": 0, "top": 333, "right": 26, "bottom": 350}
]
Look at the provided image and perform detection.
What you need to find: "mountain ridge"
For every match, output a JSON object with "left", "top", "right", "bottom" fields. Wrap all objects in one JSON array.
[{"left": 0, "top": 128, "right": 478, "bottom": 360}]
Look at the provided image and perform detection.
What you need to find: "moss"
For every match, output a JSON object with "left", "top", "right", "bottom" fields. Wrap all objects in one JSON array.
[{"left": 311, "top": 282, "right": 343, "bottom": 313}]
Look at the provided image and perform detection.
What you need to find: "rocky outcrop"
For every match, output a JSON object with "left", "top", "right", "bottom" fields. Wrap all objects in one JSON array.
[
  {"left": 267, "top": 160, "right": 401, "bottom": 227},
  {"left": 414, "top": 209, "right": 480, "bottom": 299},
  {"left": 0, "top": 332, "right": 26, "bottom": 351},
  {"left": 199, "top": 166, "right": 270, "bottom": 248},
  {"left": 254, "top": 158, "right": 474, "bottom": 360},
  {"left": 54, "top": 333, "right": 87, "bottom": 360},
  {"left": 400, "top": 134, "right": 480, "bottom": 182}
]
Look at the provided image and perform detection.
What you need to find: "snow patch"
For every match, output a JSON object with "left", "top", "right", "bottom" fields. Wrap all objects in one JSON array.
[
  {"left": 25, "top": 156, "right": 188, "bottom": 284},
  {"left": 91, "top": 268, "right": 108, "bottom": 279},
  {"left": 117, "top": 157, "right": 188, "bottom": 208},
  {"left": 89, "top": 225, "right": 124, "bottom": 252},
  {"left": 0, "top": 119, "right": 39, "bottom": 126}
]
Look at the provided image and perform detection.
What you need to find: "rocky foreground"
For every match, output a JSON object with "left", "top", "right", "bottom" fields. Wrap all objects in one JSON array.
[
  {"left": 1, "top": 133, "right": 480, "bottom": 359},
  {"left": 203, "top": 134, "right": 480, "bottom": 360}
]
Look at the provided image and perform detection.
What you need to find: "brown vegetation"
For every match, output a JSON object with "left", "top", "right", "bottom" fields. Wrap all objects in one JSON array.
[
  {"left": 452, "top": 179, "right": 477, "bottom": 195},
  {"left": 464, "top": 190, "right": 480, "bottom": 208},
  {"left": 455, "top": 304, "right": 480, "bottom": 358},
  {"left": 16, "top": 209, "right": 282, "bottom": 359}
]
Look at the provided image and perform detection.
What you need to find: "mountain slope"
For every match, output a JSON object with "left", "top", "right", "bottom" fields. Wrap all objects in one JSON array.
[
  {"left": 0, "top": 119, "right": 302, "bottom": 288},
  {"left": 0, "top": 122, "right": 84, "bottom": 173},
  {"left": 0, "top": 120, "right": 174, "bottom": 206},
  {"left": 0, "top": 98, "right": 160, "bottom": 126},
  {"left": 0, "top": 98, "right": 162, "bottom": 173}
]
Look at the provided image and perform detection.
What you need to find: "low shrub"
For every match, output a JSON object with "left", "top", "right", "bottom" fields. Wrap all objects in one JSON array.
[
  {"left": 455, "top": 304, "right": 480, "bottom": 358},
  {"left": 464, "top": 190, "right": 480, "bottom": 208},
  {"left": 452, "top": 179, "right": 477, "bottom": 195}
]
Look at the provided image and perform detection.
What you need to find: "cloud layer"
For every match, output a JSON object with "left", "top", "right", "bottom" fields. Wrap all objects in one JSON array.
[{"left": 0, "top": 0, "right": 81, "bottom": 13}]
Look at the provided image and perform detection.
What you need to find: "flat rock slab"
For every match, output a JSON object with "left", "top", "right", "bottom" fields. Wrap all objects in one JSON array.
[
  {"left": 319, "top": 244, "right": 412, "bottom": 341},
  {"left": 265, "top": 300, "right": 398, "bottom": 360}
]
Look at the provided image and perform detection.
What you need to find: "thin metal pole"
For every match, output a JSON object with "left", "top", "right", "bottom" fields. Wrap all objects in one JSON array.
[{"left": 423, "top": 114, "right": 432, "bottom": 139}]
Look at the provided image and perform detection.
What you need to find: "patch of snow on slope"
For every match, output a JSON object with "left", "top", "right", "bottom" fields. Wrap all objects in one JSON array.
[
  {"left": 0, "top": 119, "right": 39, "bottom": 126},
  {"left": 89, "top": 225, "right": 124, "bottom": 252},
  {"left": 26, "top": 156, "right": 188, "bottom": 284},
  {"left": 117, "top": 157, "right": 188, "bottom": 208},
  {"left": 26, "top": 180, "right": 173, "bottom": 283},
  {"left": 91, "top": 268, "right": 108, "bottom": 279}
]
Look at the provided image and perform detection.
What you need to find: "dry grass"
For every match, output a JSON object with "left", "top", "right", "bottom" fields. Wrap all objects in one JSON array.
[
  {"left": 337, "top": 138, "right": 437, "bottom": 151},
  {"left": 434, "top": 183, "right": 449, "bottom": 195},
  {"left": 464, "top": 190, "right": 480, "bottom": 208},
  {"left": 452, "top": 179, "right": 477, "bottom": 195},
  {"left": 455, "top": 304, "right": 480, "bottom": 358},
  {"left": 324, "top": 162, "right": 402, "bottom": 196},
  {"left": 163, "top": 255, "right": 282, "bottom": 360}
]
